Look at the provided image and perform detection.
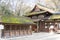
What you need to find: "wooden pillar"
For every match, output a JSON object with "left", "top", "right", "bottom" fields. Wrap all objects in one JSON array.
[
  {"left": 20, "top": 25, "right": 23, "bottom": 36},
  {"left": 19, "top": 25, "right": 21, "bottom": 35},
  {"left": 24, "top": 24, "right": 26, "bottom": 35},
  {"left": 15, "top": 25, "right": 16, "bottom": 36},
  {"left": 37, "top": 21, "right": 39, "bottom": 32},
  {"left": 9, "top": 25, "right": 10, "bottom": 37},
  {"left": 10, "top": 25, "right": 11, "bottom": 37},
  {"left": 29, "top": 25, "right": 32, "bottom": 34}
]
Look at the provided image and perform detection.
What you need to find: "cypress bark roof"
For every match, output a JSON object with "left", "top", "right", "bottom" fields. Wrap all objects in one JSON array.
[
  {"left": 24, "top": 11, "right": 46, "bottom": 16},
  {"left": 49, "top": 15, "right": 60, "bottom": 19},
  {"left": 0, "top": 15, "right": 34, "bottom": 24}
]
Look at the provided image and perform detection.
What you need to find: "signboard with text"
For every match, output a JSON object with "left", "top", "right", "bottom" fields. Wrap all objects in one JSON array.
[{"left": 0, "top": 24, "right": 4, "bottom": 29}]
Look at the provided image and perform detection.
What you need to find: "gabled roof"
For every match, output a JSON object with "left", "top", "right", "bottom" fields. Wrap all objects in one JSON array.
[
  {"left": 37, "top": 0, "right": 60, "bottom": 14},
  {"left": 23, "top": 0, "right": 60, "bottom": 16},
  {"left": 24, "top": 11, "right": 47, "bottom": 16},
  {"left": 38, "top": 5, "right": 55, "bottom": 13},
  {"left": 37, "top": 4, "right": 60, "bottom": 14}
]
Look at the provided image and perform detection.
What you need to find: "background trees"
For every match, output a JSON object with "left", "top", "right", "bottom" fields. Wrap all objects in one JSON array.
[
  {"left": 15, "top": 0, "right": 36, "bottom": 16},
  {"left": 0, "top": 0, "right": 60, "bottom": 16},
  {"left": 0, "top": 1, "right": 13, "bottom": 16}
]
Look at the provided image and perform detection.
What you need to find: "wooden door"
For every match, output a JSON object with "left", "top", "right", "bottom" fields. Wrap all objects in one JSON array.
[{"left": 39, "top": 21, "right": 45, "bottom": 32}]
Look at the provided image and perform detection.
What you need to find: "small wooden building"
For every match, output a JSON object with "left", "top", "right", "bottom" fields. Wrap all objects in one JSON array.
[
  {"left": 45, "top": 15, "right": 60, "bottom": 32},
  {"left": 25, "top": 4, "right": 60, "bottom": 33},
  {"left": 24, "top": 5, "right": 52, "bottom": 32},
  {"left": 1, "top": 16, "right": 35, "bottom": 38}
]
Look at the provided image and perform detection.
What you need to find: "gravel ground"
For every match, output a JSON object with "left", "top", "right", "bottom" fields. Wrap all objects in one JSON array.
[{"left": 1, "top": 32, "right": 60, "bottom": 40}]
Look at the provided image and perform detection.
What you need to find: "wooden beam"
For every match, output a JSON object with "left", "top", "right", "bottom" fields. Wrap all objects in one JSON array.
[{"left": 19, "top": 25, "right": 20, "bottom": 36}]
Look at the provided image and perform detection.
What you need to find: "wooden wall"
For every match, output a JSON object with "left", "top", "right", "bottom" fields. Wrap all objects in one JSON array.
[
  {"left": 38, "top": 21, "right": 50, "bottom": 32},
  {"left": 1, "top": 23, "right": 32, "bottom": 38}
]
